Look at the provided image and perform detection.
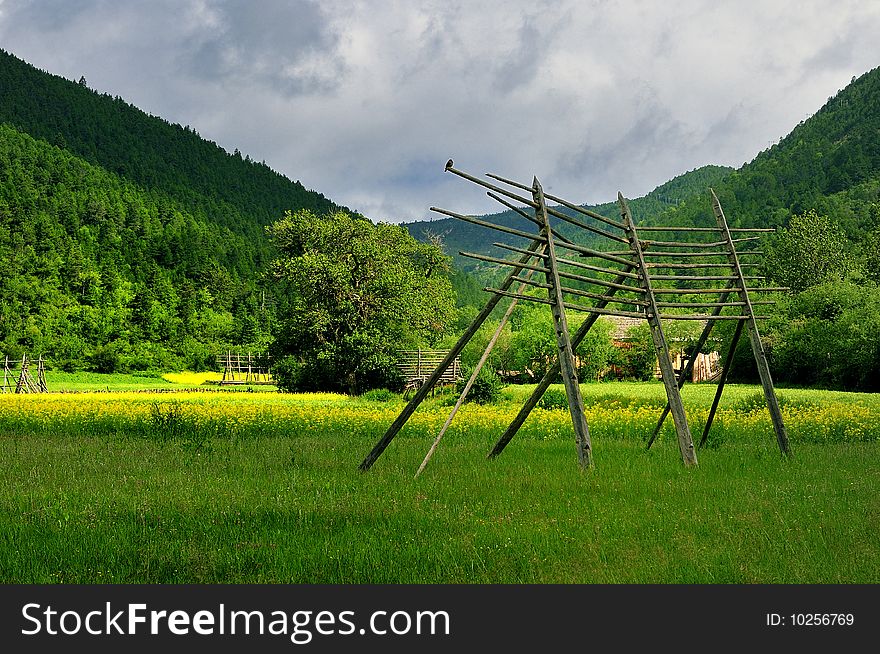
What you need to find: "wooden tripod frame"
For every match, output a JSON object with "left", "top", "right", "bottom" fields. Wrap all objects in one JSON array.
[{"left": 360, "top": 164, "right": 791, "bottom": 473}]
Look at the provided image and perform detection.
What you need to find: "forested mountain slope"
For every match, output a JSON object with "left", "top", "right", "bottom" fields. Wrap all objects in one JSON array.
[
  {"left": 0, "top": 49, "right": 349, "bottom": 370},
  {"left": 0, "top": 48, "right": 341, "bottom": 268},
  {"left": 653, "top": 66, "right": 880, "bottom": 232}
]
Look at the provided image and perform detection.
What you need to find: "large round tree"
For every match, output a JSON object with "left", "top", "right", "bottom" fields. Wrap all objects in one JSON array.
[{"left": 268, "top": 209, "right": 456, "bottom": 394}]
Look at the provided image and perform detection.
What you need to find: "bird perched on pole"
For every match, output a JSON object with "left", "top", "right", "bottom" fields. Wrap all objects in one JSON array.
[{"left": 445, "top": 159, "right": 454, "bottom": 170}]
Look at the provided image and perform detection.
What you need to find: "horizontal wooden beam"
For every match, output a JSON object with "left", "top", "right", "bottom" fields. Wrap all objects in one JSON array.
[
  {"left": 655, "top": 300, "right": 776, "bottom": 308},
  {"left": 636, "top": 226, "right": 775, "bottom": 233},
  {"left": 467, "top": 250, "right": 642, "bottom": 294},
  {"left": 510, "top": 275, "right": 649, "bottom": 308},
  {"left": 484, "top": 171, "right": 626, "bottom": 231},
  {"left": 484, "top": 290, "right": 773, "bottom": 322},
  {"left": 649, "top": 274, "right": 765, "bottom": 281},
  {"left": 460, "top": 250, "right": 547, "bottom": 274},
  {"left": 658, "top": 314, "right": 770, "bottom": 321},
  {"left": 485, "top": 287, "right": 648, "bottom": 319},
  {"left": 652, "top": 286, "right": 787, "bottom": 294},
  {"left": 495, "top": 242, "right": 640, "bottom": 280},
  {"left": 645, "top": 262, "right": 761, "bottom": 269},
  {"left": 432, "top": 207, "right": 545, "bottom": 243},
  {"left": 638, "top": 236, "right": 761, "bottom": 248},
  {"left": 553, "top": 241, "right": 637, "bottom": 267},
  {"left": 606, "top": 250, "right": 764, "bottom": 258}
]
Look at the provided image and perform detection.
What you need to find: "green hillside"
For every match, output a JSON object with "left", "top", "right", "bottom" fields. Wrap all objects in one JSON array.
[
  {"left": 0, "top": 49, "right": 341, "bottom": 261},
  {"left": 0, "top": 123, "right": 255, "bottom": 370},
  {"left": 653, "top": 67, "right": 880, "bottom": 233},
  {"left": 0, "top": 49, "right": 351, "bottom": 371}
]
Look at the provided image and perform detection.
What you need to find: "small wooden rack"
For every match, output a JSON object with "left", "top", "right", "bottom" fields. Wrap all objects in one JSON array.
[
  {"left": 397, "top": 349, "right": 462, "bottom": 394},
  {"left": 217, "top": 351, "right": 273, "bottom": 385}
]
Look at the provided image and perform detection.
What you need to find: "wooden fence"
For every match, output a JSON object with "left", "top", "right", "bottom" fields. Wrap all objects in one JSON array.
[
  {"left": 396, "top": 349, "right": 462, "bottom": 393},
  {"left": 2, "top": 354, "right": 48, "bottom": 393},
  {"left": 216, "top": 351, "right": 273, "bottom": 385}
]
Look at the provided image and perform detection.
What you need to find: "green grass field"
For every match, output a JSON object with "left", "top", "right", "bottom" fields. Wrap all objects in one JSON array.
[{"left": 0, "top": 381, "right": 877, "bottom": 583}]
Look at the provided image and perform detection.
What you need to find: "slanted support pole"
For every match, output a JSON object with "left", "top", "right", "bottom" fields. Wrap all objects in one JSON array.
[
  {"left": 645, "top": 284, "right": 734, "bottom": 449},
  {"left": 620, "top": 193, "right": 697, "bottom": 466},
  {"left": 533, "top": 178, "right": 592, "bottom": 468},
  {"left": 487, "top": 264, "right": 636, "bottom": 458},
  {"left": 415, "top": 267, "right": 538, "bottom": 477},
  {"left": 699, "top": 318, "right": 745, "bottom": 448},
  {"left": 711, "top": 189, "right": 791, "bottom": 457},
  {"left": 16, "top": 355, "right": 27, "bottom": 394},
  {"left": 359, "top": 238, "right": 546, "bottom": 471}
]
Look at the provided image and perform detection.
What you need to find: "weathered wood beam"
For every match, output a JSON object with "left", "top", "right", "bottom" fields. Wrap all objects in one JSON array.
[
  {"left": 552, "top": 241, "right": 638, "bottom": 267},
  {"left": 605, "top": 250, "right": 764, "bottom": 258},
  {"left": 533, "top": 178, "right": 592, "bottom": 468},
  {"left": 431, "top": 207, "right": 546, "bottom": 242},
  {"left": 464, "top": 250, "right": 644, "bottom": 294},
  {"left": 636, "top": 226, "right": 775, "bottom": 233},
  {"left": 485, "top": 171, "right": 626, "bottom": 231},
  {"left": 655, "top": 300, "right": 775, "bottom": 308},
  {"left": 645, "top": 262, "right": 761, "bottom": 269},
  {"left": 485, "top": 287, "right": 649, "bottom": 319},
  {"left": 649, "top": 274, "right": 764, "bottom": 281},
  {"left": 659, "top": 314, "right": 768, "bottom": 320},
  {"left": 652, "top": 287, "right": 786, "bottom": 294},
  {"left": 711, "top": 189, "right": 791, "bottom": 457},
  {"left": 638, "top": 237, "right": 761, "bottom": 248},
  {"left": 495, "top": 242, "right": 641, "bottom": 280},
  {"left": 509, "top": 275, "right": 650, "bottom": 308},
  {"left": 620, "top": 193, "right": 697, "bottom": 466}
]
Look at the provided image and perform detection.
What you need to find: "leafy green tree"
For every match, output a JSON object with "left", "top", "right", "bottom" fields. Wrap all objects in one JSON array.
[
  {"left": 268, "top": 210, "right": 456, "bottom": 394},
  {"left": 764, "top": 210, "right": 860, "bottom": 293}
]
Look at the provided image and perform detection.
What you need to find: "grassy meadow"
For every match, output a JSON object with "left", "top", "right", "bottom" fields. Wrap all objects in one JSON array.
[{"left": 0, "top": 381, "right": 878, "bottom": 583}]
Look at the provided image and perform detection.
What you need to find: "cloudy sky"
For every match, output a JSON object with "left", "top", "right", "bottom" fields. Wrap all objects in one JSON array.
[{"left": 1, "top": 0, "right": 878, "bottom": 222}]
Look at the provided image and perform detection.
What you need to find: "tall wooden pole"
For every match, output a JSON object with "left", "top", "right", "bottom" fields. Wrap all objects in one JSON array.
[
  {"left": 699, "top": 319, "right": 745, "bottom": 448},
  {"left": 710, "top": 189, "right": 791, "bottom": 456},
  {"left": 533, "top": 178, "right": 592, "bottom": 468},
  {"left": 619, "top": 193, "right": 697, "bottom": 466}
]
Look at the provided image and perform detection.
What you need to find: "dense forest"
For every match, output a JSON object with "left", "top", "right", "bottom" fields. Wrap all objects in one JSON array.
[
  {"left": 0, "top": 49, "right": 345, "bottom": 370},
  {"left": 1, "top": 44, "right": 879, "bottom": 390}
]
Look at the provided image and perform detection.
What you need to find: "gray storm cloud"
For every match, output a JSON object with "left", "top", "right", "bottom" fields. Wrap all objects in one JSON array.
[{"left": 1, "top": 0, "right": 878, "bottom": 221}]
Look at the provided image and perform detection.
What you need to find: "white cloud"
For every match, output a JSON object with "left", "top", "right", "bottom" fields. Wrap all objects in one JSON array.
[{"left": 1, "top": 0, "right": 879, "bottom": 221}]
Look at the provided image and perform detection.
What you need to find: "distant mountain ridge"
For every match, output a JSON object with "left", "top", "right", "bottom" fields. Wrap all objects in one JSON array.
[{"left": 404, "top": 164, "right": 734, "bottom": 269}]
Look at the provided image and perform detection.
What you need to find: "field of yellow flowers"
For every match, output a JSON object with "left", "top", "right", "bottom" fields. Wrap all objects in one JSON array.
[
  {"left": 1, "top": 383, "right": 877, "bottom": 446},
  {"left": 1, "top": 382, "right": 878, "bottom": 583}
]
